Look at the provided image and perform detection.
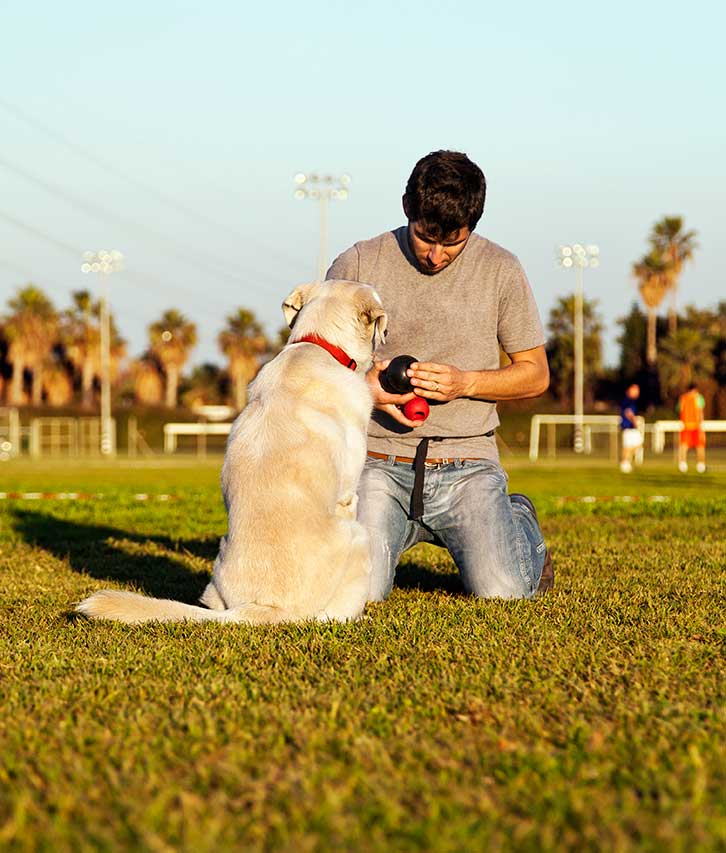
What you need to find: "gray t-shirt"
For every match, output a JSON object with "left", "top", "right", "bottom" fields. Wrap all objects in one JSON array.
[{"left": 327, "top": 227, "right": 545, "bottom": 460}]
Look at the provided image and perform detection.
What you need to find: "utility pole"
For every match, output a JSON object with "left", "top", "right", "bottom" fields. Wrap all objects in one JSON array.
[
  {"left": 294, "top": 172, "right": 351, "bottom": 280},
  {"left": 557, "top": 244, "right": 600, "bottom": 453},
  {"left": 81, "top": 249, "right": 124, "bottom": 456}
]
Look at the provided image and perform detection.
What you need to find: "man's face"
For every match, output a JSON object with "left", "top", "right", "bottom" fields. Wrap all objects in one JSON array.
[{"left": 407, "top": 221, "right": 471, "bottom": 275}]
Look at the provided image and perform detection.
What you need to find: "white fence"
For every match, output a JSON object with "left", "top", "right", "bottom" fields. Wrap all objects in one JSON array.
[
  {"left": 530, "top": 414, "right": 726, "bottom": 462},
  {"left": 529, "top": 414, "right": 645, "bottom": 462},
  {"left": 29, "top": 417, "right": 115, "bottom": 457},
  {"left": 0, "top": 408, "right": 21, "bottom": 460},
  {"left": 651, "top": 420, "right": 726, "bottom": 454},
  {"left": 163, "top": 422, "right": 232, "bottom": 455}
]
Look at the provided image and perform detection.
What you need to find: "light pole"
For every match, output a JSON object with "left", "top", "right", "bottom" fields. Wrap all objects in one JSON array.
[
  {"left": 81, "top": 249, "right": 124, "bottom": 456},
  {"left": 557, "top": 243, "right": 600, "bottom": 453},
  {"left": 294, "top": 172, "right": 351, "bottom": 281}
]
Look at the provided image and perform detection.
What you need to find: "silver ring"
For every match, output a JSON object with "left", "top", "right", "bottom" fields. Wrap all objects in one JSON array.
[{"left": 433, "top": 382, "right": 439, "bottom": 392}]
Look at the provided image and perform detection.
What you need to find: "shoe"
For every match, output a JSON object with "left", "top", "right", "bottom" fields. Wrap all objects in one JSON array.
[
  {"left": 510, "top": 493, "right": 554, "bottom": 595},
  {"left": 697, "top": 462, "right": 706, "bottom": 473},
  {"left": 678, "top": 461, "right": 688, "bottom": 473},
  {"left": 620, "top": 461, "right": 632, "bottom": 473}
]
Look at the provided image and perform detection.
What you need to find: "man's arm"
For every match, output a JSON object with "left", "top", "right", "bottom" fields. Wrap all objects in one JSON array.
[
  {"left": 407, "top": 345, "right": 549, "bottom": 402},
  {"left": 623, "top": 406, "right": 637, "bottom": 427}
]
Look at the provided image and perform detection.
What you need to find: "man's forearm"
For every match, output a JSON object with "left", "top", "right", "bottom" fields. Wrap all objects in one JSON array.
[{"left": 462, "top": 361, "right": 549, "bottom": 401}]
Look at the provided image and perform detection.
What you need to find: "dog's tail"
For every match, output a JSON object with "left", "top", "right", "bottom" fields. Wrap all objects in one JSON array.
[{"left": 75, "top": 590, "right": 295, "bottom": 625}]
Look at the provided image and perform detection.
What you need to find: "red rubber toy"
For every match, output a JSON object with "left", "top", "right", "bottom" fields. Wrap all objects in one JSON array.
[{"left": 403, "top": 396, "right": 430, "bottom": 422}]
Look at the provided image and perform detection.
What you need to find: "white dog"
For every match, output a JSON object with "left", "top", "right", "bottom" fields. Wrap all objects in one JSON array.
[{"left": 77, "top": 280, "right": 387, "bottom": 624}]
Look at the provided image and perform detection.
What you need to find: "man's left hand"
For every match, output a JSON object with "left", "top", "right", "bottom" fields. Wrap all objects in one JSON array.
[{"left": 408, "top": 361, "right": 472, "bottom": 402}]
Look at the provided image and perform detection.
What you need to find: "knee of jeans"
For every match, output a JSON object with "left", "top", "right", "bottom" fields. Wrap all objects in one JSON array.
[
  {"left": 357, "top": 524, "right": 397, "bottom": 597},
  {"left": 511, "top": 502, "right": 543, "bottom": 541},
  {"left": 468, "top": 572, "right": 531, "bottom": 600}
]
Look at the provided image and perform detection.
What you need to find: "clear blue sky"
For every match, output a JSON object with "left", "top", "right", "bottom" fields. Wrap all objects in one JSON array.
[{"left": 1, "top": 0, "right": 724, "bottom": 369}]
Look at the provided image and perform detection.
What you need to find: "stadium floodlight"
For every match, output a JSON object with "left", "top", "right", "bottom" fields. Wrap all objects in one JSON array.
[
  {"left": 294, "top": 172, "right": 351, "bottom": 280},
  {"left": 81, "top": 249, "right": 124, "bottom": 456},
  {"left": 557, "top": 243, "right": 600, "bottom": 453}
]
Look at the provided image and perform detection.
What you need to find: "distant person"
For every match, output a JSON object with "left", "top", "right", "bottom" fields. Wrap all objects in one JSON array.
[
  {"left": 677, "top": 383, "right": 706, "bottom": 473},
  {"left": 619, "top": 383, "right": 642, "bottom": 473}
]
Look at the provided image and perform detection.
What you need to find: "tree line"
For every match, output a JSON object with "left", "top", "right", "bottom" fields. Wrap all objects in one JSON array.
[
  {"left": 2, "top": 215, "right": 719, "bottom": 416},
  {"left": 0, "top": 287, "right": 288, "bottom": 411},
  {"left": 546, "top": 216, "right": 726, "bottom": 416}
]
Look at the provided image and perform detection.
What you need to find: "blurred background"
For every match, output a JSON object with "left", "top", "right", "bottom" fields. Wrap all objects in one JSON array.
[{"left": 1, "top": 0, "right": 725, "bottom": 456}]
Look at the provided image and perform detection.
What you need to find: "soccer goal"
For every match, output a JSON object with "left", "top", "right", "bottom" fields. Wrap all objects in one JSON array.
[
  {"left": 0, "top": 408, "right": 21, "bottom": 460},
  {"left": 528, "top": 414, "right": 644, "bottom": 462}
]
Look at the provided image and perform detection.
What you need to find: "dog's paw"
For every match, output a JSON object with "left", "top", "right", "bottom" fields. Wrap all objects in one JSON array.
[{"left": 335, "top": 494, "right": 358, "bottom": 520}]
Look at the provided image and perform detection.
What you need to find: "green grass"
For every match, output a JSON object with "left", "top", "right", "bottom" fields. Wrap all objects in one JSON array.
[{"left": 1, "top": 458, "right": 725, "bottom": 851}]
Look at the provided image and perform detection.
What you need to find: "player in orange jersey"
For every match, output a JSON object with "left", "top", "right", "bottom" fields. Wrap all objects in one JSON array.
[{"left": 677, "top": 383, "right": 706, "bottom": 473}]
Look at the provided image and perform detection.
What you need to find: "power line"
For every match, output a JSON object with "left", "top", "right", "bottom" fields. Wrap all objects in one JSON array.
[
  {"left": 0, "top": 96, "right": 304, "bottom": 269},
  {"left": 0, "top": 208, "right": 229, "bottom": 327},
  {"left": 0, "top": 153, "right": 288, "bottom": 297}
]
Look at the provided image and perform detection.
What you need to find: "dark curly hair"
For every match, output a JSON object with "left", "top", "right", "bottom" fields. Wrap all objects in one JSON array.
[{"left": 403, "top": 150, "right": 486, "bottom": 240}]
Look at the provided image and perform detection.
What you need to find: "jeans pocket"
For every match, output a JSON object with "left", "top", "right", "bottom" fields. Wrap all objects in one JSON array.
[{"left": 459, "top": 459, "right": 509, "bottom": 492}]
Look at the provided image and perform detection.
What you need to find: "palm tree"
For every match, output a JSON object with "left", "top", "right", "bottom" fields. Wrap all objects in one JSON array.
[
  {"left": 546, "top": 294, "right": 603, "bottom": 407},
  {"left": 181, "top": 363, "right": 224, "bottom": 409},
  {"left": 633, "top": 251, "right": 670, "bottom": 366},
  {"left": 42, "top": 361, "right": 74, "bottom": 407},
  {"left": 658, "top": 327, "right": 715, "bottom": 405},
  {"left": 61, "top": 290, "right": 100, "bottom": 408},
  {"left": 61, "top": 291, "right": 127, "bottom": 408},
  {"left": 648, "top": 216, "right": 698, "bottom": 333},
  {"left": 218, "top": 308, "right": 267, "bottom": 410},
  {"left": 3, "top": 285, "right": 58, "bottom": 406},
  {"left": 132, "top": 355, "right": 164, "bottom": 406},
  {"left": 149, "top": 310, "right": 197, "bottom": 408}
]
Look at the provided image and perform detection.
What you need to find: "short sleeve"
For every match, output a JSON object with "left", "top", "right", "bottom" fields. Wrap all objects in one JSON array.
[
  {"left": 326, "top": 245, "right": 360, "bottom": 282},
  {"left": 497, "top": 259, "right": 546, "bottom": 354}
]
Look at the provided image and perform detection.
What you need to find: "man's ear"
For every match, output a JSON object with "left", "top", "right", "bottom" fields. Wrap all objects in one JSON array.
[
  {"left": 402, "top": 194, "right": 410, "bottom": 220},
  {"left": 282, "top": 282, "right": 317, "bottom": 328}
]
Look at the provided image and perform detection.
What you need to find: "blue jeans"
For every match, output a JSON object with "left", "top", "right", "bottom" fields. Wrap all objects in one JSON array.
[{"left": 357, "top": 456, "right": 547, "bottom": 601}]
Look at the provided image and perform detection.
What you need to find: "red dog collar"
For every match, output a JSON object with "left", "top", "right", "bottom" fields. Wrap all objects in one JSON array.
[{"left": 294, "top": 334, "right": 357, "bottom": 371}]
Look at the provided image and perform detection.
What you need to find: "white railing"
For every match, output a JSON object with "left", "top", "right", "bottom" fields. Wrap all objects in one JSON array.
[
  {"left": 29, "top": 417, "right": 115, "bottom": 457},
  {"left": 651, "top": 420, "right": 726, "bottom": 454},
  {"left": 0, "top": 407, "right": 21, "bottom": 460},
  {"left": 529, "top": 414, "right": 645, "bottom": 462},
  {"left": 163, "top": 422, "right": 232, "bottom": 454}
]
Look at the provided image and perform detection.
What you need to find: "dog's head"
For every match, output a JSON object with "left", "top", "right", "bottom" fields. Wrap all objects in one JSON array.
[{"left": 282, "top": 281, "right": 387, "bottom": 370}]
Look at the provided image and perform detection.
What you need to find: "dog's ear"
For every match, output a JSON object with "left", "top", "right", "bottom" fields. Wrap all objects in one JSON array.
[
  {"left": 282, "top": 283, "right": 317, "bottom": 329},
  {"left": 361, "top": 303, "right": 388, "bottom": 349},
  {"left": 373, "top": 311, "right": 389, "bottom": 348}
]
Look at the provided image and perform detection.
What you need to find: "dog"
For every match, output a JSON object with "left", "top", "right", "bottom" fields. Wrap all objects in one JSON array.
[{"left": 76, "top": 280, "right": 387, "bottom": 624}]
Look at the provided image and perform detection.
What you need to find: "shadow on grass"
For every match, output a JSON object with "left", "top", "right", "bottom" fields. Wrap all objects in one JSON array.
[
  {"left": 10, "top": 509, "right": 215, "bottom": 603},
  {"left": 11, "top": 508, "right": 465, "bottom": 601},
  {"left": 395, "top": 557, "right": 464, "bottom": 594}
]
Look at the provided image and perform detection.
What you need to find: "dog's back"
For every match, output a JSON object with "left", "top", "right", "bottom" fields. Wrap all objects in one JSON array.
[{"left": 76, "top": 281, "right": 386, "bottom": 625}]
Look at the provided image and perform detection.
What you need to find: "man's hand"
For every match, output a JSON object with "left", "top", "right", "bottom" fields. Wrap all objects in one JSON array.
[
  {"left": 367, "top": 359, "right": 424, "bottom": 428},
  {"left": 407, "top": 361, "right": 472, "bottom": 402}
]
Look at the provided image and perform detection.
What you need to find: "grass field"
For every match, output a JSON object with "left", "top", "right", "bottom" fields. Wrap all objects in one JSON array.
[{"left": 1, "top": 457, "right": 725, "bottom": 851}]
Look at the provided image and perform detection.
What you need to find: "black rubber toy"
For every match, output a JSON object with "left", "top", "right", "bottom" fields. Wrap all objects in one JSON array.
[{"left": 382, "top": 354, "right": 416, "bottom": 394}]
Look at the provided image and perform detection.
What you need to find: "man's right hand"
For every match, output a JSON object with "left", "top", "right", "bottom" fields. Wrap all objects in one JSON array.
[{"left": 367, "top": 359, "right": 424, "bottom": 429}]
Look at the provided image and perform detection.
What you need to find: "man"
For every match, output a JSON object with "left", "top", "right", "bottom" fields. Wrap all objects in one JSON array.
[
  {"left": 677, "top": 383, "right": 706, "bottom": 473},
  {"left": 326, "top": 150, "right": 551, "bottom": 601},
  {"left": 619, "top": 383, "right": 642, "bottom": 474}
]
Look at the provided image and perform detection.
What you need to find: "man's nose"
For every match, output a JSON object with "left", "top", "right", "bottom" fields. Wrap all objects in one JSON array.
[{"left": 428, "top": 244, "right": 445, "bottom": 264}]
